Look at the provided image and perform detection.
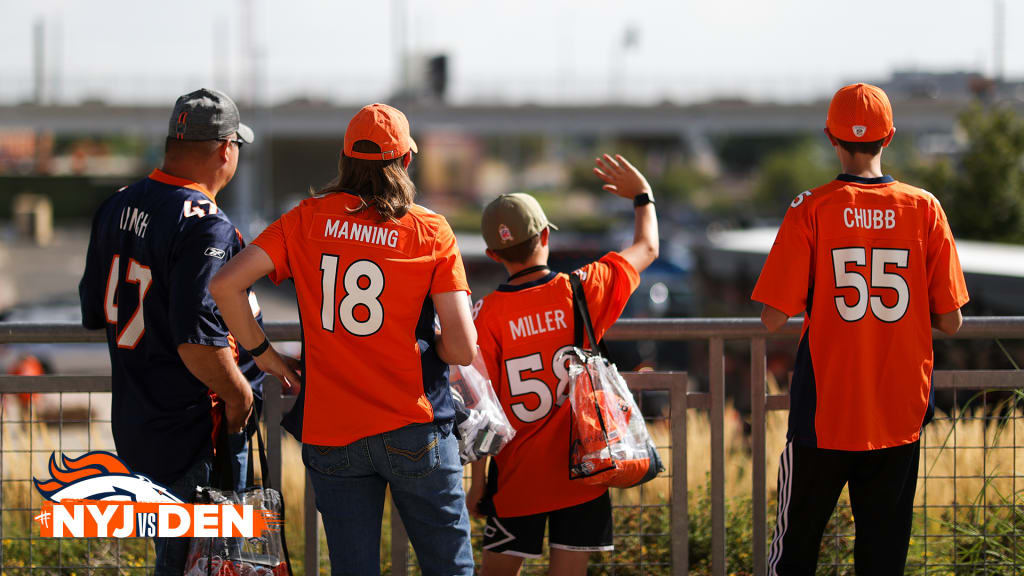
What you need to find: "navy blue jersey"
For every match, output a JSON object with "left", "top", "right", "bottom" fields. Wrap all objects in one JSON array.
[{"left": 79, "top": 169, "right": 264, "bottom": 484}]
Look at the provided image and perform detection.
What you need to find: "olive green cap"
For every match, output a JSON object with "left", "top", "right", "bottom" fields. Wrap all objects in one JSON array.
[{"left": 481, "top": 193, "right": 558, "bottom": 251}]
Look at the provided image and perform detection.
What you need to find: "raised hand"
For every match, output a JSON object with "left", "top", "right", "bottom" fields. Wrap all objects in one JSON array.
[{"left": 592, "top": 154, "right": 652, "bottom": 200}]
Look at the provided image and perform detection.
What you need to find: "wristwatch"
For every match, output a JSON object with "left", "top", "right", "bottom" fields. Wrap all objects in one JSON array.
[{"left": 633, "top": 193, "right": 655, "bottom": 207}]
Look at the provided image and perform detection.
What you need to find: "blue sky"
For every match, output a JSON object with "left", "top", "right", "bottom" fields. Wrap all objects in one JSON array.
[{"left": 0, "top": 0, "right": 1019, "bottom": 105}]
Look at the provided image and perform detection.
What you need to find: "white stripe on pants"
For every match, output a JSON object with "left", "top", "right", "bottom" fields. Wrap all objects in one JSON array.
[{"left": 768, "top": 441, "right": 793, "bottom": 576}]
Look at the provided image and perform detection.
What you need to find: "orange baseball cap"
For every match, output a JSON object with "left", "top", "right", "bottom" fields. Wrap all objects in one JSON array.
[
  {"left": 826, "top": 83, "right": 894, "bottom": 142},
  {"left": 343, "top": 103, "right": 418, "bottom": 161}
]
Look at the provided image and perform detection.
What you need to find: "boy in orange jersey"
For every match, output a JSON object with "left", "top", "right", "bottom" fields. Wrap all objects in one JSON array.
[
  {"left": 752, "top": 84, "right": 969, "bottom": 575},
  {"left": 468, "top": 154, "right": 659, "bottom": 576}
]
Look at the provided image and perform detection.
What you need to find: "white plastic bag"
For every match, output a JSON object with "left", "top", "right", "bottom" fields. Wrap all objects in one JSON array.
[{"left": 449, "top": 352, "right": 515, "bottom": 463}]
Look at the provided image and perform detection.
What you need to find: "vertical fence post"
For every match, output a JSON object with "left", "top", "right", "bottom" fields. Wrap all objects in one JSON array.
[
  {"left": 265, "top": 379, "right": 283, "bottom": 493},
  {"left": 305, "top": 472, "right": 319, "bottom": 574},
  {"left": 671, "top": 374, "right": 689, "bottom": 574},
  {"left": 391, "top": 500, "right": 409, "bottom": 575},
  {"left": 709, "top": 337, "right": 726, "bottom": 576},
  {"left": 750, "top": 337, "right": 767, "bottom": 576}
]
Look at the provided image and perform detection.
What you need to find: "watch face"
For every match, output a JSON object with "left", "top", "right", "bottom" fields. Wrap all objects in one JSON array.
[{"left": 634, "top": 193, "right": 653, "bottom": 207}]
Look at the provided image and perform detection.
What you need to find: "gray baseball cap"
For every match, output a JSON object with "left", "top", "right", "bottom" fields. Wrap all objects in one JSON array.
[
  {"left": 168, "top": 88, "right": 254, "bottom": 144},
  {"left": 481, "top": 193, "right": 558, "bottom": 250}
]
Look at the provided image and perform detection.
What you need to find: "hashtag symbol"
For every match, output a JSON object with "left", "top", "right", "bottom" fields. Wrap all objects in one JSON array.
[{"left": 34, "top": 511, "right": 51, "bottom": 528}]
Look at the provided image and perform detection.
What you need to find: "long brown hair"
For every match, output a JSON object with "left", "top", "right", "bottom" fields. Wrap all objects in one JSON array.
[{"left": 314, "top": 140, "right": 416, "bottom": 221}]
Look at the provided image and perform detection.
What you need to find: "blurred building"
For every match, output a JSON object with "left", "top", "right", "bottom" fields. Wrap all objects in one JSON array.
[{"left": 877, "top": 70, "right": 1024, "bottom": 102}]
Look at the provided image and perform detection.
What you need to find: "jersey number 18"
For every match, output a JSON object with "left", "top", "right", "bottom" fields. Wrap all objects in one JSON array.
[{"left": 320, "top": 254, "right": 385, "bottom": 336}]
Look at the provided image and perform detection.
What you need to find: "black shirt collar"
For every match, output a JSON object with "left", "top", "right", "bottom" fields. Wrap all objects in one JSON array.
[
  {"left": 496, "top": 271, "right": 559, "bottom": 292},
  {"left": 837, "top": 173, "right": 895, "bottom": 185}
]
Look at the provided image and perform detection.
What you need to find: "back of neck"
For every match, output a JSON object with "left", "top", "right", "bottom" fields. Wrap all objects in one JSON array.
[
  {"left": 160, "top": 162, "right": 219, "bottom": 198},
  {"left": 839, "top": 155, "right": 884, "bottom": 179},
  {"left": 505, "top": 260, "right": 550, "bottom": 285}
]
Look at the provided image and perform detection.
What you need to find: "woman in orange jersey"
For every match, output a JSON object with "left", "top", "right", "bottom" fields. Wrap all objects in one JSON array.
[{"left": 211, "top": 103, "right": 477, "bottom": 576}]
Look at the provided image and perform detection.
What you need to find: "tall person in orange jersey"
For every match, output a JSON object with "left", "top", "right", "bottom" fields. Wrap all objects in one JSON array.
[
  {"left": 468, "top": 154, "right": 659, "bottom": 576},
  {"left": 211, "top": 103, "right": 477, "bottom": 575},
  {"left": 752, "top": 84, "right": 969, "bottom": 575}
]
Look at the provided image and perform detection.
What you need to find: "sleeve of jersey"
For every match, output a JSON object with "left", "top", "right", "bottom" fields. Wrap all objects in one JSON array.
[
  {"left": 581, "top": 252, "right": 641, "bottom": 336},
  {"left": 430, "top": 218, "right": 471, "bottom": 295},
  {"left": 250, "top": 215, "right": 293, "bottom": 285},
  {"left": 472, "top": 303, "right": 503, "bottom": 396},
  {"left": 168, "top": 216, "right": 238, "bottom": 348},
  {"left": 78, "top": 212, "right": 107, "bottom": 330},
  {"left": 751, "top": 207, "right": 813, "bottom": 317},
  {"left": 926, "top": 202, "right": 970, "bottom": 314}
]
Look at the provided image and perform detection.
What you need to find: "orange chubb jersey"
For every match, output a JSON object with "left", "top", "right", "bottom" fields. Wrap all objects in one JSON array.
[
  {"left": 752, "top": 175, "right": 969, "bottom": 450},
  {"left": 252, "top": 193, "right": 470, "bottom": 446},
  {"left": 474, "top": 253, "right": 640, "bottom": 516}
]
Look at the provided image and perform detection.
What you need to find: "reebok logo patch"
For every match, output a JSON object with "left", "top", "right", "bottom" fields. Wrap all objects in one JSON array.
[{"left": 204, "top": 247, "right": 226, "bottom": 259}]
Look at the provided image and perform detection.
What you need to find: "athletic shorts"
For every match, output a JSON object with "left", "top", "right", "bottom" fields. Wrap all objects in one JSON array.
[{"left": 482, "top": 492, "right": 614, "bottom": 558}]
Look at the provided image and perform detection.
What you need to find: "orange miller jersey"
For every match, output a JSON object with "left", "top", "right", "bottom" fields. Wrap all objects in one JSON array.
[
  {"left": 752, "top": 175, "right": 969, "bottom": 451},
  {"left": 474, "top": 253, "right": 640, "bottom": 517},
  {"left": 251, "top": 192, "right": 470, "bottom": 446}
]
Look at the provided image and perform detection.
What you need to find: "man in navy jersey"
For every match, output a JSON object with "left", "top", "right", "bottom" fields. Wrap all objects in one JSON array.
[{"left": 78, "top": 89, "right": 265, "bottom": 575}]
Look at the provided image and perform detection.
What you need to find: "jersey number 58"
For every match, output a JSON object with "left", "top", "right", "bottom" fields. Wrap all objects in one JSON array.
[{"left": 505, "top": 346, "right": 575, "bottom": 424}]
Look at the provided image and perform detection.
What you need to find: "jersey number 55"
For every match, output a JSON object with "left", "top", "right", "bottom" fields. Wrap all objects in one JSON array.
[{"left": 832, "top": 247, "right": 910, "bottom": 323}]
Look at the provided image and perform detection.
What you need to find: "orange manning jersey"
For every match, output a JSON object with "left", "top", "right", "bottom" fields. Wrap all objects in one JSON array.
[
  {"left": 752, "top": 175, "right": 969, "bottom": 451},
  {"left": 252, "top": 192, "right": 470, "bottom": 446},
  {"left": 474, "top": 253, "right": 640, "bottom": 517}
]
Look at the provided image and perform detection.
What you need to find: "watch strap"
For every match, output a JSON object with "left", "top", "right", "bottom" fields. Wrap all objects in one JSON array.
[{"left": 633, "top": 193, "right": 655, "bottom": 207}]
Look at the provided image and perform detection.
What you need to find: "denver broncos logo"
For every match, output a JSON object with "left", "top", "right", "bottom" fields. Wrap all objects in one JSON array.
[
  {"left": 33, "top": 451, "right": 183, "bottom": 504},
  {"left": 498, "top": 224, "right": 513, "bottom": 243}
]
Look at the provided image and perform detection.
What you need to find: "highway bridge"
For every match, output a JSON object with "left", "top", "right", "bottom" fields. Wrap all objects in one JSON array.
[
  {"left": 1, "top": 98, "right": 1015, "bottom": 138},
  {"left": 4, "top": 97, "right": 1018, "bottom": 236}
]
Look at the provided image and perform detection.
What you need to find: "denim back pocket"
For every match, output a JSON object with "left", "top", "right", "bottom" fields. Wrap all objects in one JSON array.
[
  {"left": 382, "top": 423, "right": 441, "bottom": 479},
  {"left": 302, "top": 443, "right": 351, "bottom": 475}
]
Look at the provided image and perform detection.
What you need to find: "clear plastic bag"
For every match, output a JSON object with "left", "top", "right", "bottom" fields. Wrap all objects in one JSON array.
[
  {"left": 183, "top": 487, "right": 288, "bottom": 576},
  {"left": 567, "top": 348, "right": 663, "bottom": 488},
  {"left": 449, "top": 352, "right": 516, "bottom": 464}
]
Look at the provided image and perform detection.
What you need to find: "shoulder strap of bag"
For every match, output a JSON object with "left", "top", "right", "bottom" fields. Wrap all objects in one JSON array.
[
  {"left": 251, "top": 417, "right": 294, "bottom": 576},
  {"left": 210, "top": 403, "right": 237, "bottom": 492},
  {"left": 240, "top": 413, "right": 269, "bottom": 491},
  {"left": 569, "top": 272, "right": 613, "bottom": 360}
]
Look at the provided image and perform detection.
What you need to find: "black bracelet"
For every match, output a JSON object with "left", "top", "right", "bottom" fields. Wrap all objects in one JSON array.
[
  {"left": 633, "top": 193, "right": 655, "bottom": 207},
  {"left": 247, "top": 337, "right": 271, "bottom": 357}
]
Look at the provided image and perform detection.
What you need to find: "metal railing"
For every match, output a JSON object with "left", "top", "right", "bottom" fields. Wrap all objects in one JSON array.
[{"left": 2, "top": 317, "right": 1023, "bottom": 575}]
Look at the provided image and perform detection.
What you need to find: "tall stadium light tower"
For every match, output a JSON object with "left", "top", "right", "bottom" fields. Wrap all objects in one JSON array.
[
  {"left": 33, "top": 18, "right": 45, "bottom": 105},
  {"left": 994, "top": 0, "right": 1005, "bottom": 83},
  {"left": 235, "top": 0, "right": 268, "bottom": 239},
  {"left": 609, "top": 24, "right": 640, "bottom": 103},
  {"left": 393, "top": 0, "right": 410, "bottom": 97}
]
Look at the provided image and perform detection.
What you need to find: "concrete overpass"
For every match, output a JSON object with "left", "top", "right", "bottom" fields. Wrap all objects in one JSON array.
[
  {"left": 3, "top": 98, "right": 1014, "bottom": 236},
  {"left": 0, "top": 99, "right": 1008, "bottom": 138}
]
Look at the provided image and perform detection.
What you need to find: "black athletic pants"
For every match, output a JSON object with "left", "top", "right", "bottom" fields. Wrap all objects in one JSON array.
[{"left": 768, "top": 439, "right": 921, "bottom": 576}]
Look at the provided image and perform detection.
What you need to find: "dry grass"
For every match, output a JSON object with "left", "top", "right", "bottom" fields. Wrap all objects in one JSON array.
[{"left": 4, "top": 387, "right": 1024, "bottom": 574}]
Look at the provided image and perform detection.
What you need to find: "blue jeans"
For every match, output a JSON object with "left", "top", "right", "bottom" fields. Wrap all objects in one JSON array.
[
  {"left": 153, "top": 432, "right": 249, "bottom": 576},
  {"left": 303, "top": 422, "right": 474, "bottom": 576}
]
